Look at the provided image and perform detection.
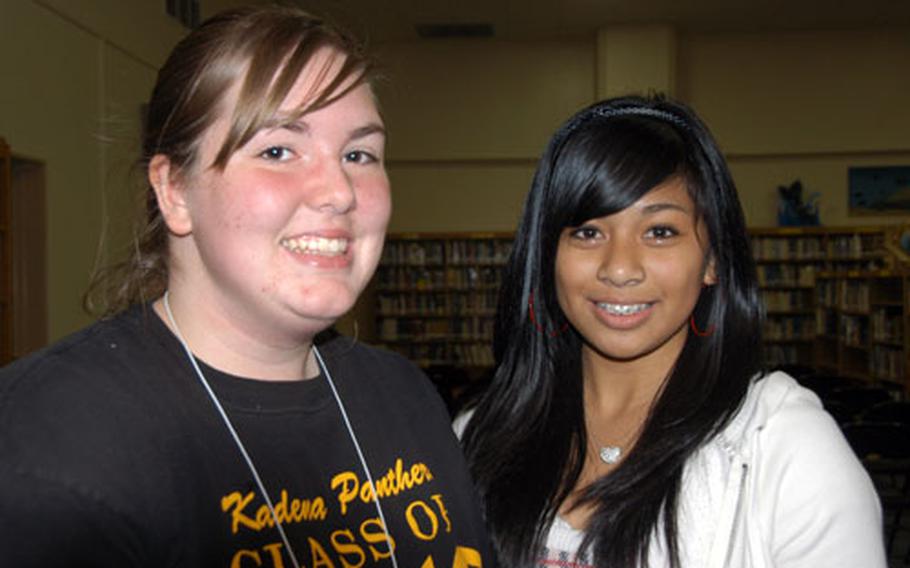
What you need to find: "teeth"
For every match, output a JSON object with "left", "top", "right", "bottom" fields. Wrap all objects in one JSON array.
[
  {"left": 597, "top": 302, "right": 650, "bottom": 315},
  {"left": 280, "top": 236, "right": 349, "bottom": 256}
]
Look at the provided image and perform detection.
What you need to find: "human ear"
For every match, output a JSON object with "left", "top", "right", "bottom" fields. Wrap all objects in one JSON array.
[
  {"left": 149, "top": 154, "right": 192, "bottom": 236},
  {"left": 703, "top": 255, "right": 718, "bottom": 286}
]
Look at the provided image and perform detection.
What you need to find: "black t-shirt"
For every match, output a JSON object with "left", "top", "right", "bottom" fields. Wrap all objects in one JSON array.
[{"left": 0, "top": 305, "right": 492, "bottom": 567}]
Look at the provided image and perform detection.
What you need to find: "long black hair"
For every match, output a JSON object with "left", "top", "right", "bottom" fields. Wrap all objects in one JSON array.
[{"left": 462, "top": 95, "right": 764, "bottom": 567}]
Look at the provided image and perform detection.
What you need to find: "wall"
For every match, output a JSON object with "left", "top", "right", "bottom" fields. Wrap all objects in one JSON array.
[
  {"left": 0, "top": 0, "right": 186, "bottom": 341},
  {"left": 376, "top": 39, "right": 595, "bottom": 232},
  {"left": 377, "top": 26, "right": 910, "bottom": 232},
  {"left": 680, "top": 27, "right": 910, "bottom": 226}
]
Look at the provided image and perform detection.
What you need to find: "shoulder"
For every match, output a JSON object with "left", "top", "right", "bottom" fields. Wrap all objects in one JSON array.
[
  {"left": 3, "top": 304, "right": 162, "bottom": 370},
  {"left": 0, "top": 306, "right": 179, "bottom": 461},
  {"left": 316, "top": 333, "right": 440, "bottom": 404},
  {"left": 317, "top": 333, "right": 425, "bottom": 380},
  {"left": 747, "top": 372, "right": 846, "bottom": 454},
  {"left": 756, "top": 370, "right": 875, "bottom": 485},
  {"left": 730, "top": 372, "right": 886, "bottom": 566},
  {"left": 0, "top": 306, "right": 184, "bottom": 509},
  {"left": 315, "top": 334, "right": 462, "bottom": 452},
  {"left": 0, "top": 306, "right": 159, "bottom": 396},
  {"left": 723, "top": 371, "right": 829, "bottom": 450},
  {"left": 726, "top": 371, "right": 864, "bottom": 479}
]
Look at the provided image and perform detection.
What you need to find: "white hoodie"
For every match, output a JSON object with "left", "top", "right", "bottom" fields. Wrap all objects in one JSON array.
[{"left": 541, "top": 371, "right": 887, "bottom": 567}]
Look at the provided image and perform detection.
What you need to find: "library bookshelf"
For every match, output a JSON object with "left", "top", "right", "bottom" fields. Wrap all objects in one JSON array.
[
  {"left": 816, "top": 270, "right": 908, "bottom": 391},
  {"left": 749, "top": 226, "right": 892, "bottom": 370},
  {"left": 376, "top": 227, "right": 908, "bottom": 391},
  {"left": 374, "top": 233, "right": 513, "bottom": 368}
]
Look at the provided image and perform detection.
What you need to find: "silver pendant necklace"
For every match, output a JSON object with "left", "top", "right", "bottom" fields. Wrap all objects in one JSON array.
[
  {"left": 598, "top": 445, "right": 622, "bottom": 464},
  {"left": 162, "top": 292, "right": 399, "bottom": 568},
  {"left": 587, "top": 422, "right": 625, "bottom": 464}
]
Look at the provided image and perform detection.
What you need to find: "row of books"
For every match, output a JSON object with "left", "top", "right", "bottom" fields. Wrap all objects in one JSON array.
[
  {"left": 817, "top": 310, "right": 905, "bottom": 345},
  {"left": 764, "top": 344, "right": 809, "bottom": 367},
  {"left": 378, "top": 317, "right": 494, "bottom": 342},
  {"left": 375, "top": 266, "right": 503, "bottom": 290},
  {"left": 756, "top": 264, "right": 816, "bottom": 287},
  {"left": 751, "top": 234, "right": 885, "bottom": 261},
  {"left": 829, "top": 234, "right": 885, "bottom": 259},
  {"left": 376, "top": 267, "right": 447, "bottom": 290},
  {"left": 752, "top": 237, "right": 824, "bottom": 260},
  {"left": 763, "top": 315, "right": 815, "bottom": 341},
  {"left": 380, "top": 239, "right": 513, "bottom": 267},
  {"left": 377, "top": 291, "right": 499, "bottom": 315},
  {"left": 381, "top": 241, "right": 445, "bottom": 265},
  {"left": 382, "top": 343, "right": 495, "bottom": 367},
  {"left": 762, "top": 289, "right": 813, "bottom": 312},
  {"left": 377, "top": 293, "right": 448, "bottom": 316},
  {"left": 817, "top": 281, "right": 870, "bottom": 311},
  {"left": 447, "top": 240, "right": 513, "bottom": 265}
]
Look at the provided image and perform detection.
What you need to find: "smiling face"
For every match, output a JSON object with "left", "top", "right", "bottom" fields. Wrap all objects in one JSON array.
[
  {"left": 156, "top": 48, "right": 390, "bottom": 343},
  {"left": 554, "top": 176, "right": 715, "bottom": 374}
]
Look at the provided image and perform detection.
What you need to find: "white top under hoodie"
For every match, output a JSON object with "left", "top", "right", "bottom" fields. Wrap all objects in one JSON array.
[{"left": 539, "top": 371, "right": 887, "bottom": 567}]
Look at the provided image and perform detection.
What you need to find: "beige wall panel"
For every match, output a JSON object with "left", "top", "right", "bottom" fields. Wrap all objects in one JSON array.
[
  {"left": 679, "top": 28, "right": 910, "bottom": 155},
  {"left": 730, "top": 153, "right": 910, "bottom": 227},
  {"left": 0, "top": 1, "right": 103, "bottom": 339},
  {"left": 201, "top": 0, "right": 263, "bottom": 19},
  {"left": 100, "top": 44, "right": 157, "bottom": 265},
  {"left": 37, "top": 0, "right": 185, "bottom": 66},
  {"left": 597, "top": 25, "right": 677, "bottom": 98},
  {"left": 386, "top": 162, "right": 536, "bottom": 232},
  {"left": 376, "top": 40, "right": 595, "bottom": 161}
]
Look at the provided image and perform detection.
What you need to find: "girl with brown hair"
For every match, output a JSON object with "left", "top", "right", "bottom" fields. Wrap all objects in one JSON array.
[{"left": 0, "top": 6, "right": 492, "bottom": 567}]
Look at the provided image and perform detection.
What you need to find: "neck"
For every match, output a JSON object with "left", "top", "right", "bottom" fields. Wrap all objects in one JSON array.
[
  {"left": 581, "top": 347, "right": 668, "bottom": 419},
  {"left": 156, "top": 291, "right": 320, "bottom": 381}
]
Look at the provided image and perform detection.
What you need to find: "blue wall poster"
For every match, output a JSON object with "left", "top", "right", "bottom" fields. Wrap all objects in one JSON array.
[{"left": 848, "top": 166, "right": 910, "bottom": 215}]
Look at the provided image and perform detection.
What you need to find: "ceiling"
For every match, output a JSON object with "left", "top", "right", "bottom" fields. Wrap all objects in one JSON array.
[{"left": 293, "top": 0, "right": 910, "bottom": 42}]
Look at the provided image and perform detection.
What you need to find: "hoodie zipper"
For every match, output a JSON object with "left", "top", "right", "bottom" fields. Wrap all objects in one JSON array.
[{"left": 708, "top": 461, "right": 749, "bottom": 567}]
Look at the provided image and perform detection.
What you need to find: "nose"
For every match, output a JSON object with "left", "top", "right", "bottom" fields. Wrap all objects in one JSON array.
[
  {"left": 304, "top": 154, "right": 356, "bottom": 214},
  {"left": 596, "top": 236, "right": 645, "bottom": 287}
]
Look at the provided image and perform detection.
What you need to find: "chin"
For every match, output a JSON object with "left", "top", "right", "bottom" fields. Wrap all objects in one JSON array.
[{"left": 295, "top": 294, "right": 357, "bottom": 323}]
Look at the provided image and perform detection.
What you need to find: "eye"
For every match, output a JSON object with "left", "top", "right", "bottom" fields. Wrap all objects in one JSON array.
[
  {"left": 569, "top": 225, "right": 601, "bottom": 241},
  {"left": 343, "top": 150, "right": 378, "bottom": 165},
  {"left": 644, "top": 225, "right": 679, "bottom": 241},
  {"left": 260, "top": 146, "right": 294, "bottom": 161}
]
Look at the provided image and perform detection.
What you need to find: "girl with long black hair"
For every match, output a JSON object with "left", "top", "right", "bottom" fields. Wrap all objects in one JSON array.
[{"left": 461, "top": 96, "right": 885, "bottom": 567}]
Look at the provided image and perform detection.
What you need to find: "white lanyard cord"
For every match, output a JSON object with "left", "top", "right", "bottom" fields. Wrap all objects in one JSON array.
[
  {"left": 163, "top": 292, "right": 301, "bottom": 568},
  {"left": 162, "top": 292, "right": 399, "bottom": 568},
  {"left": 314, "top": 346, "right": 400, "bottom": 568}
]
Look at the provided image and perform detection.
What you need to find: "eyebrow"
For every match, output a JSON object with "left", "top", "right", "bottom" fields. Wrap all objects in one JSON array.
[
  {"left": 258, "top": 119, "right": 386, "bottom": 141},
  {"left": 260, "top": 116, "right": 308, "bottom": 132},
  {"left": 349, "top": 123, "right": 386, "bottom": 141},
  {"left": 639, "top": 202, "right": 693, "bottom": 215}
]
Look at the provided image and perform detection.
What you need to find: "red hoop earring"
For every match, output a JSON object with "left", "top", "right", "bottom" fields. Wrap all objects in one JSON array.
[
  {"left": 528, "top": 291, "right": 569, "bottom": 337},
  {"left": 690, "top": 315, "right": 715, "bottom": 337}
]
